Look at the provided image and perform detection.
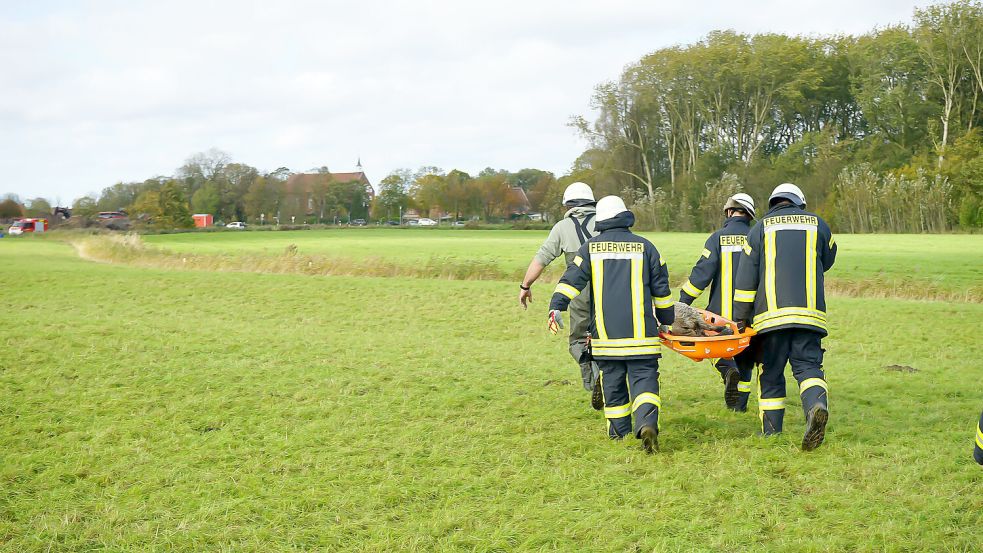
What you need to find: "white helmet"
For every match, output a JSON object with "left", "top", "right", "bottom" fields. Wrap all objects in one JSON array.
[
  {"left": 596, "top": 195, "right": 629, "bottom": 222},
  {"left": 769, "top": 183, "right": 806, "bottom": 207},
  {"left": 724, "top": 193, "right": 756, "bottom": 218},
  {"left": 562, "top": 182, "right": 595, "bottom": 205}
]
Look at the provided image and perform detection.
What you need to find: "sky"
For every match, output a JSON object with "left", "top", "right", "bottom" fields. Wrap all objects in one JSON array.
[{"left": 0, "top": 0, "right": 935, "bottom": 204}]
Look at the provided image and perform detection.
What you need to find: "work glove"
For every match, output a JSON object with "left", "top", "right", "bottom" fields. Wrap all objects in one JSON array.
[
  {"left": 658, "top": 324, "right": 672, "bottom": 336},
  {"left": 548, "top": 309, "right": 565, "bottom": 335},
  {"left": 736, "top": 320, "right": 749, "bottom": 332}
]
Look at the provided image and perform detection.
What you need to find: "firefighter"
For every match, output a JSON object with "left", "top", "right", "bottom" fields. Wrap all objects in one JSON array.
[
  {"left": 520, "top": 182, "right": 601, "bottom": 410},
  {"left": 679, "top": 193, "right": 756, "bottom": 411},
  {"left": 733, "top": 183, "right": 836, "bottom": 451},
  {"left": 975, "top": 410, "right": 983, "bottom": 465},
  {"left": 547, "top": 196, "right": 675, "bottom": 453}
]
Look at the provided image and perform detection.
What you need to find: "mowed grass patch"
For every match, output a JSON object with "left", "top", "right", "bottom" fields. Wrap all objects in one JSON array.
[
  {"left": 142, "top": 229, "right": 983, "bottom": 301},
  {"left": 1, "top": 240, "right": 982, "bottom": 551}
]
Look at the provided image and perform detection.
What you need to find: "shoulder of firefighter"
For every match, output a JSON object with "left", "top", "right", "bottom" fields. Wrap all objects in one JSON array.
[
  {"left": 679, "top": 216, "right": 752, "bottom": 321},
  {"left": 548, "top": 231, "right": 674, "bottom": 359},
  {"left": 732, "top": 205, "right": 837, "bottom": 336},
  {"left": 533, "top": 207, "right": 597, "bottom": 266}
]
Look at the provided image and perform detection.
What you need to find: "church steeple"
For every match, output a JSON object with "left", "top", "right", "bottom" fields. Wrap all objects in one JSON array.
[{"left": 356, "top": 156, "right": 362, "bottom": 171}]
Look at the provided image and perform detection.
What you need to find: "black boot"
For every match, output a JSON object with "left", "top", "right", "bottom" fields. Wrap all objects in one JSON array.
[
  {"left": 639, "top": 424, "right": 659, "bottom": 454},
  {"left": 591, "top": 379, "right": 603, "bottom": 411},
  {"left": 802, "top": 404, "right": 829, "bottom": 451},
  {"left": 589, "top": 363, "right": 603, "bottom": 411},
  {"left": 722, "top": 366, "right": 739, "bottom": 410}
]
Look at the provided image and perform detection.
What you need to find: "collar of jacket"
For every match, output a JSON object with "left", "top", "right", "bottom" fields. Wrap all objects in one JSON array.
[
  {"left": 766, "top": 203, "right": 800, "bottom": 216},
  {"left": 724, "top": 215, "right": 751, "bottom": 226},
  {"left": 564, "top": 205, "right": 597, "bottom": 219},
  {"left": 595, "top": 211, "right": 635, "bottom": 232}
]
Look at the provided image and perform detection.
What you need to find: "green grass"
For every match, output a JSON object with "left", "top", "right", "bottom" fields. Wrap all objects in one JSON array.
[
  {"left": 143, "top": 229, "right": 983, "bottom": 300},
  {"left": 2, "top": 237, "right": 982, "bottom": 551}
]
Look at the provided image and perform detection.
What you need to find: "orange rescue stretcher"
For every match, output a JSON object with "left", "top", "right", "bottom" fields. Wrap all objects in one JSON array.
[{"left": 659, "top": 308, "right": 756, "bottom": 362}]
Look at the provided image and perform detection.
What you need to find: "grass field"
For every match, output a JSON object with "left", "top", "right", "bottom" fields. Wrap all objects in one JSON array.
[
  {"left": 2, "top": 233, "right": 982, "bottom": 551},
  {"left": 143, "top": 229, "right": 983, "bottom": 301}
]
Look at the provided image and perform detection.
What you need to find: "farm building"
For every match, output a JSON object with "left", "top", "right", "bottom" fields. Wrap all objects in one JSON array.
[{"left": 282, "top": 170, "right": 375, "bottom": 222}]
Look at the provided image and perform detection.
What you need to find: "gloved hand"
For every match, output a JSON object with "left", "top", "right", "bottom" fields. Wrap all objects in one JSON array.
[
  {"left": 548, "top": 310, "right": 565, "bottom": 335},
  {"left": 658, "top": 324, "right": 672, "bottom": 336},
  {"left": 736, "top": 320, "right": 749, "bottom": 332}
]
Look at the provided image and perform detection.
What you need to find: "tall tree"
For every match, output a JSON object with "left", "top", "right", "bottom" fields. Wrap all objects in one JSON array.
[
  {"left": 851, "top": 27, "right": 932, "bottom": 153},
  {"left": 25, "top": 198, "right": 52, "bottom": 217},
  {"left": 374, "top": 169, "right": 412, "bottom": 221},
  {"left": 411, "top": 168, "right": 447, "bottom": 218},
  {"left": 191, "top": 182, "right": 222, "bottom": 216},
  {"left": 0, "top": 198, "right": 24, "bottom": 219},
  {"left": 915, "top": 2, "right": 971, "bottom": 166},
  {"left": 244, "top": 176, "right": 282, "bottom": 223}
]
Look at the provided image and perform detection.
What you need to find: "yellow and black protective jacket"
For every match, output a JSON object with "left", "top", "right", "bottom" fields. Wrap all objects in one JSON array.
[
  {"left": 549, "top": 212, "right": 675, "bottom": 360},
  {"left": 733, "top": 203, "right": 837, "bottom": 335},
  {"left": 679, "top": 215, "right": 752, "bottom": 321}
]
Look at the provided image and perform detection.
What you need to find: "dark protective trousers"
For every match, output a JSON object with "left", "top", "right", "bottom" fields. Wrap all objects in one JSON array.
[
  {"left": 757, "top": 329, "right": 828, "bottom": 435},
  {"left": 975, "top": 410, "right": 983, "bottom": 466},
  {"left": 568, "top": 288, "right": 599, "bottom": 391},
  {"left": 597, "top": 357, "right": 661, "bottom": 439},
  {"left": 716, "top": 348, "right": 755, "bottom": 411}
]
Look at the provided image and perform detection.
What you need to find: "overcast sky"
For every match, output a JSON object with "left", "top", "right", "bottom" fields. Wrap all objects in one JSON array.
[{"left": 1, "top": 0, "right": 934, "bottom": 204}]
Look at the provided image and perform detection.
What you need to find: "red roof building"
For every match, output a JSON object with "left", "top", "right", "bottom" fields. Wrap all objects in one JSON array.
[{"left": 283, "top": 171, "right": 374, "bottom": 216}]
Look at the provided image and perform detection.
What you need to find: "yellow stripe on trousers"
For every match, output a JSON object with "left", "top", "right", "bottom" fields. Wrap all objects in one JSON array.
[{"left": 799, "top": 377, "right": 828, "bottom": 395}]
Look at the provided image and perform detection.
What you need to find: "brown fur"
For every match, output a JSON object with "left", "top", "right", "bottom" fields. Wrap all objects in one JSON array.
[{"left": 670, "top": 302, "right": 733, "bottom": 337}]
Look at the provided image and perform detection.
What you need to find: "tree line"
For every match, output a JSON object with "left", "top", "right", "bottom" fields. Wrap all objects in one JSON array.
[
  {"left": 6, "top": 1, "right": 982, "bottom": 233},
  {"left": 572, "top": 0, "right": 983, "bottom": 232},
  {"left": 0, "top": 147, "right": 571, "bottom": 228}
]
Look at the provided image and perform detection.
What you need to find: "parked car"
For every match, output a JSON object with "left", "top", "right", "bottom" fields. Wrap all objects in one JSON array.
[
  {"left": 417, "top": 218, "right": 438, "bottom": 227},
  {"left": 350, "top": 219, "right": 367, "bottom": 226},
  {"left": 450, "top": 220, "right": 467, "bottom": 227},
  {"left": 406, "top": 219, "right": 420, "bottom": 226},
  {"left": 384, "top": 220, "right": 400, "bottom": 226},
  {"left": 226, "top": 221, "right": 247, "bottom": 229}
]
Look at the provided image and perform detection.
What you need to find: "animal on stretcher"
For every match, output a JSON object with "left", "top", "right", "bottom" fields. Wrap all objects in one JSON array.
[
  {"left": 670, "top": 302, "right": 733, "bottom": 337},
  {"left": 659, "top": 303, "right": 755, "bottom": 362}
]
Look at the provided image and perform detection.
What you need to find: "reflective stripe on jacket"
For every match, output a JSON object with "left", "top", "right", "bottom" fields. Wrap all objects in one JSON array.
[
  {"left": 679, "top": 215, "right": 752, "bottom": 320},
  {"left": 732, "top": 204, "right": 837, "bottom": 335},
  {"left": 549, "top": 223, "right": 675, "bottom": 360}
]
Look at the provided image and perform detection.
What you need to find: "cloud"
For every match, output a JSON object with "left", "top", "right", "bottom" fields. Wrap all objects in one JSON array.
[{"left": 0, "top": 0, "right": 934, "bottom": 202}]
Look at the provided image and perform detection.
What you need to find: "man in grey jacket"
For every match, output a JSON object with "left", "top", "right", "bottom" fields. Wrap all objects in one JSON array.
[{"left": 519, "top": 182, "right": 601, "bottom": 409}]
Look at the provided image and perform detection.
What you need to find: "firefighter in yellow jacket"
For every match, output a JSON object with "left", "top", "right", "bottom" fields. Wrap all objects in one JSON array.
[
  {"left": 547, "top": 196, "right": 675, "bottom": 453},
  {"left": 733, "top": 183, "right": 836, "bottom": 451},
  {"left": 679, "top": 193, "right": 756, "bottom": 411}
]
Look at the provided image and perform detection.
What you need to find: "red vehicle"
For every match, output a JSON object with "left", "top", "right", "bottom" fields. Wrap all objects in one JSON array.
[{"left": 8, "top": 218, "right": 48, "bottom": 235}]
